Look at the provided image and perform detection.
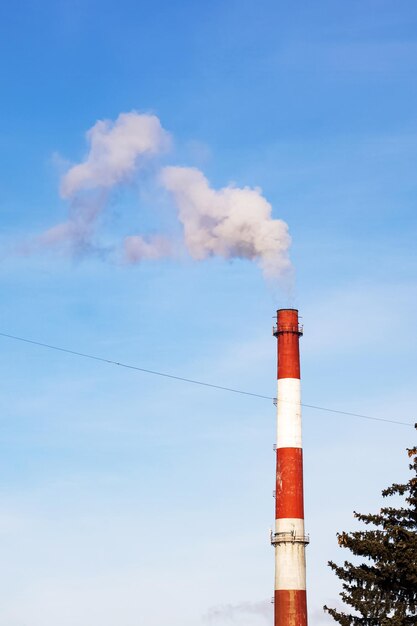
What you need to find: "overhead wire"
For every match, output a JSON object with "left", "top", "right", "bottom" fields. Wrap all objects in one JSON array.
[{"left": 0, "top": 331, "right": 413, "bottom": 428}]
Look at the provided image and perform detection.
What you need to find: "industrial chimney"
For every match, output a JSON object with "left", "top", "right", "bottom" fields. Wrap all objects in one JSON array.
[{"left": 272, "top": 309, "right": 308, "bottom": 626}]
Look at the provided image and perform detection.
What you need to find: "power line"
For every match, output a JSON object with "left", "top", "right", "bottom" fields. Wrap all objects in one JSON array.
[
  {"left": 0, "top": 332, "right": 272, "bottom": 400},
  {"left": 300, "top": 403, "right": 412, "bottom": 428},
  {"left": 0, "top": 331, "right": 413, "bottom": 428}
]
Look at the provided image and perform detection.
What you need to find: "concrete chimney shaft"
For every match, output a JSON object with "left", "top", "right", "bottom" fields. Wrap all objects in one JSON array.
[{"left": 272, "top": 309, "right": 308, "bottom": 626}]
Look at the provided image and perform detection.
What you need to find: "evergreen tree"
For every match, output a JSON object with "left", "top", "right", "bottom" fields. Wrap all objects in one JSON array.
[{"left": 324, "top": 437, "right": 417, "bottom": 625}]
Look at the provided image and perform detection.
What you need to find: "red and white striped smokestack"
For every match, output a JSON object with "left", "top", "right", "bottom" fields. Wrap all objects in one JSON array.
[{"left": 272, "top": 309, "right": 308, "bottom": 626}]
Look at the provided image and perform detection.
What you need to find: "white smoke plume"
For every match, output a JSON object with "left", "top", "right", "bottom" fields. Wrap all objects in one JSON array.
[
  {"left": 159, "top": 166, "right": 292, "bottom": 279},
  {"left": 31, "top": 109, "right": 292, "bottom": 280},
  {"left": 124, "top": 234, "right": 173, "bottom": 262},
  {"left": 61, "top": 111, "right": 170, "bottom": 197},
  {"left": 37, "top": 192, "right": 105, "bottom": 253},
  {"left": 34, "top": 111, "right": 170, "bottom": 254}
]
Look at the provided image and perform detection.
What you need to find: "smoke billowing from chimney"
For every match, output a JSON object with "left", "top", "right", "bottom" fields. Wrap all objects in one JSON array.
[
  {"left": 30, "top": 110, "right": 292, "bottom": 280},
  {"left": 160, "top": 166, "right": 291, "bottom": 279}
]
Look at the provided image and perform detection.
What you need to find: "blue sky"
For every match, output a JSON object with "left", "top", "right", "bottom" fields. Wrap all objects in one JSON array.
[{"left": 0, "top": 2, "right": 416, "bottom": 625}]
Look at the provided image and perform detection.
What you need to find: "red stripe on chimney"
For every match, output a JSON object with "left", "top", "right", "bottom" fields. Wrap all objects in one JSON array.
[
  {"left": 277, "top": 309, "right": 301, "bottom": 380},
  {"left": 275, "top": 447, "right": 304, "bottom": 520},
  {"left": 275, "top": 589, "right": 307, "bottom": 626}
]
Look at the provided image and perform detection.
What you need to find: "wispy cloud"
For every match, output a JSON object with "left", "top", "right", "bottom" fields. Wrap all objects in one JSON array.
[{"left": 203, "top": 600, "right": 272, "bottom": 624}]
